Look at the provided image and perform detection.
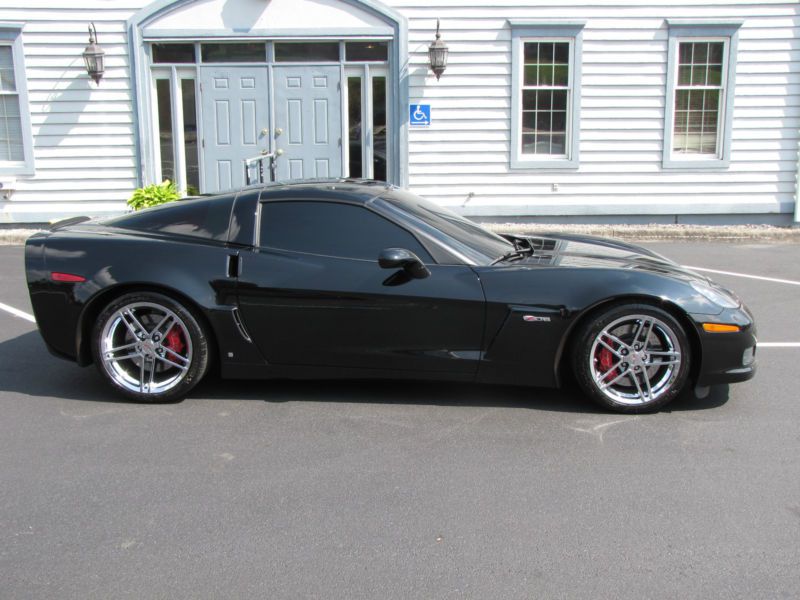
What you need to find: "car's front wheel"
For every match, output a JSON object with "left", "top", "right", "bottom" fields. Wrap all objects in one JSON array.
[
  {"left": 572, "top": 303, "right": 691, "bottom": 413},
  {"left": 91, "top": 292, "right": 210, "bottom": 402}
]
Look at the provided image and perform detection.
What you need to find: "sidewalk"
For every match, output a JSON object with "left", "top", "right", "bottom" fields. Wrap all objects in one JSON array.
[{"left": 2, "top": 223, "right": 800, "bottom": 245}]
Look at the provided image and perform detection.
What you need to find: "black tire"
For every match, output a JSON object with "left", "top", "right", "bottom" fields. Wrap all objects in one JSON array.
[
  {"left": 572, "top": 303, "right": 691, "bottom": 413},
  {"left": 91, "top": 291, "right": 211, "bottom": 403}
]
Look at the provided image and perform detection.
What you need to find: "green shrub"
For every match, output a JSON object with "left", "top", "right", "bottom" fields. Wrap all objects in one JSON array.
[{"left": 127, "top": 180, "right": 180, "bottom": 211}]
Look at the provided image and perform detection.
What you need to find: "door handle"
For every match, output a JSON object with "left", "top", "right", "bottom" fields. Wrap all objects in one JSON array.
[{"left": 226, "top": 254, "right": 242, "bottom": 278}]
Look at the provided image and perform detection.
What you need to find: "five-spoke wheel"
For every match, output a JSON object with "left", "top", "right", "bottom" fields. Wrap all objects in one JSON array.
[
  {"left": 92, "top": 292, "right": 210, "bottom": 402},
  {"left": 573, "top": 304, "right": 690, "bottom": 412}
]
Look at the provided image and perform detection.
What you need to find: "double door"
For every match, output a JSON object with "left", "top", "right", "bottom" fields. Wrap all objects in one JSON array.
[{"left": 200, "top": 65, "right": 342, "bottom": 192}]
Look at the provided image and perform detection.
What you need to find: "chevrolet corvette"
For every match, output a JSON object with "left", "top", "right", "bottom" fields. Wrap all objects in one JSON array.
[{"left": 25, "top": 180, "right": 756, "bottom": 412}]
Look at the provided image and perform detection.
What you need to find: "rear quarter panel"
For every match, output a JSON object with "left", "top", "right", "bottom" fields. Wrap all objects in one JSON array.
[{"left": 27, "top": 229, "right": 248, "bottom": 365}]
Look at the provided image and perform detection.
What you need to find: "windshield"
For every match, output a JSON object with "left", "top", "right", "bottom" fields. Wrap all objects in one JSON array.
[{"left": 371, "top": 189, "right": 513, "bottom": 265}]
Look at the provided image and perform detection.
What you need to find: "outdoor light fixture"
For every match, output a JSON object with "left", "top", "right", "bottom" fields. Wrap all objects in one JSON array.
[
  {"left": 82, "top": 23, "right": 105, "bottom": 85},
  {"left": 428, "top": 19, "right": 449, "bottom": 81}
]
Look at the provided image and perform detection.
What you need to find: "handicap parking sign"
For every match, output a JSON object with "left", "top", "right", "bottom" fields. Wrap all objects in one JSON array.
[{"left": 409, "top": 103, "right": 431, "bottom": 126}]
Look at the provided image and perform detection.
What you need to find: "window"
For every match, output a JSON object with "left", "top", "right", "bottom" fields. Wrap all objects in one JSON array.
[
  {"left": 0, "top": 24, "right": 34, "bottom": 175},
  {"left": 201, "top": 43, "right": 265, "bottom": 63},
  {"left": 152, "top": 43, "right": 195, "bottom": 64},
  {"left": 509, "top": 21, "right": 584, "bottom": 169},
  {"left": 344, "top": 64, "right": 390, "bottom": 180},
  {"left": 274, "top": 43, "right": 339, "bottom": 63},
  {"left": 663, "top": 20, "right": 742, "bottom": 168},
  {"left": 259, "top": 201, "right": 432, "bottom": 262},
  {"left": 151, "top": 69, "right": 200, "bottom": 194}
]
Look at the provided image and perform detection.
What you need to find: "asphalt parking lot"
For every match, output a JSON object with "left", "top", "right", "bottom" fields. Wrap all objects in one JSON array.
[{"left": 1, "top": 241, "right": 798, "bottom": 599}]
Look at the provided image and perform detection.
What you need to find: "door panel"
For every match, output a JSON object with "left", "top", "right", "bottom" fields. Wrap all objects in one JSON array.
[
  {"left": 200, "top": 67, "right": 269, "bottom": 193},
  {"left": 236, "top": 250, "right": 485, "bottom": 374},
  {"left": 273, "top": 65, "right": 342, "bottom": 180}
]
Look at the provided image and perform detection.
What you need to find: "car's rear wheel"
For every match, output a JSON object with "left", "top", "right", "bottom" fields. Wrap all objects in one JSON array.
[
  {"left": 572, "top": 303, "right": 690, "bottom": 413},
  {"left": 91, "top": 292, "right": 210, "bottom": 402}
]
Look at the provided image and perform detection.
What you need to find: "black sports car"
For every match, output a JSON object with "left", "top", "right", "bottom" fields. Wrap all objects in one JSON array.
[{"left": 25, "top": 180, "right": 756, "bottom": 412}]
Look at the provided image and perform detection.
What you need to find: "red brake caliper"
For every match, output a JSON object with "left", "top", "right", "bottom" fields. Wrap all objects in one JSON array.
[
  {"left": 163, "top": 326, "right": 186, "bottom": 357},
  {"left": 596, "top": 344, "right": 617, "bottom": 381}
]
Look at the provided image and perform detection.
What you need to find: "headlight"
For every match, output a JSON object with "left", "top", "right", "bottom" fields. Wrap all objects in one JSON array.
[{"left": 691, "top": 281, "right": 740, "bottom": 309}]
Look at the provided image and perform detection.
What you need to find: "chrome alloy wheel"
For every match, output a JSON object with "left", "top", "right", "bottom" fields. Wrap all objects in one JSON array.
[
  {"left": 589, "top": 314, "right": 682, "bottom": 406},
  {"left": 99, "top": 301, "right": 193, "bottom": 395}
]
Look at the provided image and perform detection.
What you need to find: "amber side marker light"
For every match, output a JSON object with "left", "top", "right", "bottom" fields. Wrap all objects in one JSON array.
[
  {"left": 702, "top": 323, "right": 741, "bottom": 333},
  {"left": 51, "top": 272, "right": 87, "bottom": 283}
]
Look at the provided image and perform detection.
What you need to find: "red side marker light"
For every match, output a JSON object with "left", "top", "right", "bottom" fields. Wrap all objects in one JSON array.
[{"left": 50, "top": 272, "right": 87, "bottom": 283}]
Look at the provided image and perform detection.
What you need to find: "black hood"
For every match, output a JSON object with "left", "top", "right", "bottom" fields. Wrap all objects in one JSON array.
[{"left": 511, "top": 233, "right": 711, "bottom": 283}]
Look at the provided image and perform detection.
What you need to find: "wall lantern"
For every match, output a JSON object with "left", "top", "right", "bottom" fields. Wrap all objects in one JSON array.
[
  {"left": 82, "top": 23, "right": 105, "bottom": 85},
  {"left": 428, "top": 19, "right": 449, "bottom": 81}
]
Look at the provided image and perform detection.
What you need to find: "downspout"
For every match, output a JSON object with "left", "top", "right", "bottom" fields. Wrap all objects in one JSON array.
[{"left": 795, "top": 133, "right": 800, "bottom": 227}]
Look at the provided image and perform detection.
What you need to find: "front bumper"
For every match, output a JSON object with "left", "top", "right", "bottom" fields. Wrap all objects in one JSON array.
[{"left": 692, "top": 305, "right": 757, "bottom": 386}]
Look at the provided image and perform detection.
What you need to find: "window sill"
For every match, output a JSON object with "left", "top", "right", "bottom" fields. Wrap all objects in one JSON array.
[
  {"left": 510, "top": 157, "right": 579, "bottom": 170},
  {"left": 662, "top": 157, "right": 729, "bottom": 170},
  {"left": 0, "top": 164, "right": 34, "bottom": 177}
]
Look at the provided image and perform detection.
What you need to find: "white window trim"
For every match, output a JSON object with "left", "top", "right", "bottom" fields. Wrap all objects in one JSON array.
[
  {"left": 508, "top": 20, "right": 585, "bottom": 170},
  {"left": 663, "top": 20, "right": 743, "bottom": 170},
  {"left": 0, "top": 23, "right": 34, "bottom": 176}
]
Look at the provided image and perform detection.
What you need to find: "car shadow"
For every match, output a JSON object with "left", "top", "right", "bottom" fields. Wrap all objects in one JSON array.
[{"left": 0, "top": 331, "right": 729, "bottom": 413}]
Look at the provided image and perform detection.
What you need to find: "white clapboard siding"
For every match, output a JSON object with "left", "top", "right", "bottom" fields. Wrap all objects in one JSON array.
[
  {"left": 393, "top": 0, "right": 800, "bottom": 218},
  {"left": 0, "top": 2, "right": 147, "bottom": 221},
  {"left": 0, "top": 0, "right": 797, "bottom": 222}
]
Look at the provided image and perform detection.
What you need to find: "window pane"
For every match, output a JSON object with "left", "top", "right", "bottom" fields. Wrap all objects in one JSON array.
[
  {"left": 201, "top": 43, "right": 264, "bottom": 63},
  {"left": 345, "top": 41, "right": 388, "bottom": 62},
  {"left": 691, "top": 65, "right": 707, "bottom": 86},
  {"left": 693, "top": 42, "right": 709, "bottom": 64},
  {"left": 372, "top": 76, "right": 387, "bottom": 181},
  {"left": 677, "top": 65, "right": 692, "bottom": 85},
  {"left": 156, "top": 79, "right": 175, "bottom": 181},
  {"left": 522, "top": 89, "right": 537, "bottom": 110},
  {"left": 0, "top": 47, "right": 17, "bottom": 91},
  {"left": 551, "top": 134, "right": 566, "bottom": 155},
  {"left": 707, "top": 64, "right": 722, "bottom": 86},
  {"left": 539, "top": 43, "right": 554, "bottom": 63},
  {"left": 523, "top": 65, "right": 537, "bottom": 86},
  {"left": 259, "top": 201, "right": 431, "bottom": 262},
  {"left": 708, "top": 42, "right": 724, "bottom": 64},
  {"left": 152, "top": 43, "right": 196, "bottom": 64},
  {"left": 274, "top": 43, "right": 339, "bottom": 62},
  {"left": 522, "top": 111, "right": 535, "bottom": 133},
  {"left": 554, "top": 43, "right": 569, "bottom": 64},
  {"left": 0, "top": 95, "right": 24, "bottom": 161},
  {"left": 347, "top": 77, "right": 362, "bottom": 178},
  {"left": 524, "top": 43, "right": 538, "bottom": 63},
  {"left": 552, "top": 90, "right": 567, "bottom": 111},
  {"left": 673, "top": 89, "right": 719, "bottom": 155},
  {"left": 181, "top": 79, "right": 200, "bottom": 194}
]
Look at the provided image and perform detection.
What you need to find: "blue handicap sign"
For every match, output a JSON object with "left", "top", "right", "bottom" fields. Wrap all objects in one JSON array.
[{"left": 409, "top": 103, "right": 431, "bottom": 126}]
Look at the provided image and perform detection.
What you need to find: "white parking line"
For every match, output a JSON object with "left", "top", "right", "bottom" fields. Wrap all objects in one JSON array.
[
  {"left": 758, "top": 342, "right": 800, "bottom": 348},
  {"left": 0, "top": 302, "right": 35, "bottom": 323},
  {"left": 683, "top": 266, "right": 800, "bottom": 287}
]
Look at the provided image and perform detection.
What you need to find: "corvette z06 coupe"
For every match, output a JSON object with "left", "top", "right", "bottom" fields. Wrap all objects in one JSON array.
[{"left": 25, "top": 180, "right": 756, "bottom": 413}]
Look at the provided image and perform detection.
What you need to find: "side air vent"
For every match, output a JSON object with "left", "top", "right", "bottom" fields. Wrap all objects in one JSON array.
[{"left": 231, "top": 308, "right": 252, "bottom": 343}]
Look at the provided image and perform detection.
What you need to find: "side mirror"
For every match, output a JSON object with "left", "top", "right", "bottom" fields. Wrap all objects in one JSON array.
[{"left": 378, "top": 248, "right": 430, "bottom": 279}]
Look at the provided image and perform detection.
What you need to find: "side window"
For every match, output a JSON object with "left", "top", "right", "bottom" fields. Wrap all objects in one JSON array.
[{"left": 259, "top": 201, "right": 433, "bottom": 262}]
